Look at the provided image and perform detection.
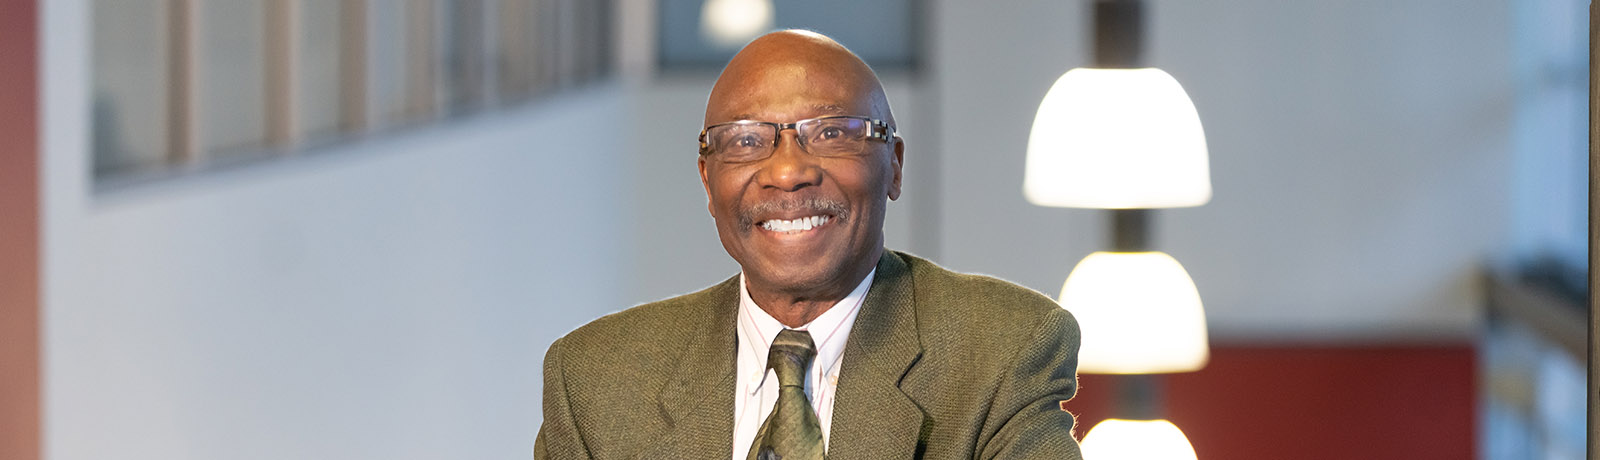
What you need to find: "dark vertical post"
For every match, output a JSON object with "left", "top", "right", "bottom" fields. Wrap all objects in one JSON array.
[
  {"left": 1110, "top": 209, "right": 1150, "bottom": 252},
  {"left": 1095, "top": 0, "right": 1165, "bottom": 420},
  {"left": 1114, "top": 373, "right": 1162, "bottom": 419},
  {"left": 1587, "top": 2, "right": 1598, "bottom": 457},
  {"left": 1092, "top": 0, "right": 1143, "bottom": 69}
]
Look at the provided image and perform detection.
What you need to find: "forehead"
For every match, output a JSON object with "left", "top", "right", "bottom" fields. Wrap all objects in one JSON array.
[{"left": 706, "top": 62, "right": 873, "bottom": 124}]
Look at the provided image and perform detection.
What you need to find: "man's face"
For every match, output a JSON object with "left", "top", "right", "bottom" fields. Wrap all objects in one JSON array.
[{"left": 699, "top": 60, "right": 903, "bottom": 298}]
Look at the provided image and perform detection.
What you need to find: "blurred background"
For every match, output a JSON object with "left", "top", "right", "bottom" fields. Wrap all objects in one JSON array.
[{"left": 0, "top": 0, "right": 1589, "bottom": 459}]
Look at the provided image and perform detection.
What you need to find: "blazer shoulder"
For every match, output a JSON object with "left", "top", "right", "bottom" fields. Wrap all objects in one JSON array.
[
  {"left": 899, "top": 252, "right": 1063, "bottom": 314},
  {"left": 894, "top": 251, "right": 1077, "bottom": 338},
  {"left": 553, "top": 276, "right": 738, "bottom": 361}
]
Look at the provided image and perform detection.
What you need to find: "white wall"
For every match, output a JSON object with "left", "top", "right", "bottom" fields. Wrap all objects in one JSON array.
[
  {"left": 927, "top": 0, "right": 1514, "bottom": 341},
  {"left": 44, "top": 2, "right": 629, "bottom": 459}
]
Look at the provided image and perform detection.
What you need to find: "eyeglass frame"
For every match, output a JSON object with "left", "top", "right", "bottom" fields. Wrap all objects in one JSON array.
[{"left": 697, "top": 115, "right": 896, "bottom": 159}]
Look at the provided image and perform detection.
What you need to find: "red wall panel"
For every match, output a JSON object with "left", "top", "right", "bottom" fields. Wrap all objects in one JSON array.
[{"left": 1068, "top": 345, "right": 1476, "bottom": 460}]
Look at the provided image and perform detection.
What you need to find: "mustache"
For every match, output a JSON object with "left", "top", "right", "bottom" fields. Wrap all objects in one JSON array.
[{"left": 737, "top": 198, "right": 850, "bottom": 231}]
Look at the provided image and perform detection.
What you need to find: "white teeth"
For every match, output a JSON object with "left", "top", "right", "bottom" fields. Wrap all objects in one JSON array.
[{"left": 761, "top": 215, "right": 830, "bottom": 233}]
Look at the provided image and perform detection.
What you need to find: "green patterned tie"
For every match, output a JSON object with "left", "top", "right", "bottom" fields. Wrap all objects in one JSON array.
[{"left": 747, "top": 329, "right": 825, "bottom": 460}]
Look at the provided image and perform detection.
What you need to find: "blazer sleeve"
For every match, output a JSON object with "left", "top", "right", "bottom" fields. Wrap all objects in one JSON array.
[
  {"left": 978, "top": 307, "right": 1085, "bottom": 460},
  {"left": 534, "top": 337, "right": 591, "bottom": 460}
]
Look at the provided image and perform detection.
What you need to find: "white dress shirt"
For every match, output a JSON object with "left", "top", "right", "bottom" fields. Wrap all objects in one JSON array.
[{"left": 730, "top": 269, "right": 875, "bottom": 460}]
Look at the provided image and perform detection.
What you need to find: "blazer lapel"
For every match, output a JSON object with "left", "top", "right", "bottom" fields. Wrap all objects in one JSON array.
[
  {"left": 637, "top": 276, "right": 741, "bottom": 460},
  {"left": 826, "top": 251, "right": 926, "bottom": 460}
]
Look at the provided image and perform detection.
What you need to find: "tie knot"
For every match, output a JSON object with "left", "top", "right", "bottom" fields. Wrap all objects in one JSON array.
[{"left": 767, "top": 329, "right": 817, "bottom": 388}]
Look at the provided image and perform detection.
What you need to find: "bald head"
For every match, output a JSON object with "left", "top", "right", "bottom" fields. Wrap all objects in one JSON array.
[
  {"left": 695, "top": 30, "right": 905, "bottom": 322},
  {"left": 704, "top": 30, "right": 894, "bottom": 128}
]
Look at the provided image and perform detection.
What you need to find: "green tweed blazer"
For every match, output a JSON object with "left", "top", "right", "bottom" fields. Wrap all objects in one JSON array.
[{"left": 535, "top": 250, "right": 1083, "bottom": 459}]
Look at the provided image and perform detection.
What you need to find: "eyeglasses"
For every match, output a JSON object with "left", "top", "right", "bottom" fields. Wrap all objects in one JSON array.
[{"left": 698, "top": 115, "right": 895, "bottom": 163}]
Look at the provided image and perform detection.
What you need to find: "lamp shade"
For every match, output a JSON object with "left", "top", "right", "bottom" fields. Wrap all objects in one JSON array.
[
  {"left": 1059, "top": 251, "right": 1208, "bottom": 374},
  {"left": 1081, "top": 419, "right": 1198, "bottom": 460},
  {"left": 1024, "top": 68, "right": 1211, "bottom": 209}
]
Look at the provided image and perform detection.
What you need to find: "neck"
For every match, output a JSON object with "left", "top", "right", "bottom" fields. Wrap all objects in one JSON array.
[
  {"left": 749, "top": 291, "right": 841, "bottom": 328},
  {"left": 745, "top": 252, "right": 879, "bottom": 328}
]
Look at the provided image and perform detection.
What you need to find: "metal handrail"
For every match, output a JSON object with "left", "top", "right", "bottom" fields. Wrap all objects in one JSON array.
[{"left": 1485, "top": 271, "right": 1586, "bottom": 359}]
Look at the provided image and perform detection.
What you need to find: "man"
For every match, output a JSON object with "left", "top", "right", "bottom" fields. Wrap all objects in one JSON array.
[{"left": 535, "top": 30, "right": 1082, "bottom": 459}]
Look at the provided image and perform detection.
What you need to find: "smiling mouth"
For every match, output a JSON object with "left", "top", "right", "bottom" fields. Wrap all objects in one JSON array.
[
  {"left": 759, "top": 215, "right": 832, "bottom": 234},
  {"left": 738, "top": 197, "right": 849, "bottom": 236}
]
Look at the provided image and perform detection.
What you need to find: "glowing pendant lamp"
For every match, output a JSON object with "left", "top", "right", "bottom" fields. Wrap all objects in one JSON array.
[
  {"left": 1024, "top": 67, "right": 1210, "bottom": 209},
  {"left": 1025, "top": 0, "right": 1212, "bottom": 378},
  {"left": 1060, "top": 251, "right": 1208, "bottom": 374},
  {"left": 1023, "top": 0, "right": 1212, "bottom": 457},
  {"left": 1081, "top": 419, "right": 1199, "bottom": 460}
]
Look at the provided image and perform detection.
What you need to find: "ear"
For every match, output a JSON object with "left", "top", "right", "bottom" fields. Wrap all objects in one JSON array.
[
  {"left": 698, "top": 156, "right": 714, "bottom": 214},
  {"left": 887, "top": 136, "right": 904, "bottom": 201}
]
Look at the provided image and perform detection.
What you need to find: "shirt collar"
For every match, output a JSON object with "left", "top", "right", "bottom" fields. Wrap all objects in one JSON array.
[{"left": 736, "top": 269, "right": 876, "bottom": 383}]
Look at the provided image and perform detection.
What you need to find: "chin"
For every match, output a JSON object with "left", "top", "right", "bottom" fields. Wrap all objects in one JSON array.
[
  {"left": 746, "top": 249, "right": 873, "bottom": 297},
  {"left": 753, "top": 260, "right": 838, "bottom": 292}
]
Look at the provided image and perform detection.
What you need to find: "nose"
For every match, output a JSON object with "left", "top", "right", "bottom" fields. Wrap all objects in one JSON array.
[{"left": 757, "top": 130, "right": 822, "bottom": 192}]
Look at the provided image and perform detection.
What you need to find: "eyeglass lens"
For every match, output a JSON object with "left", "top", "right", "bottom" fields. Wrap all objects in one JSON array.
[{"left": 707, "top": 117, "right": 873, "bottom": 162}]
